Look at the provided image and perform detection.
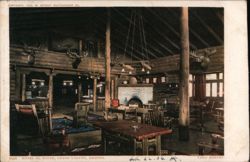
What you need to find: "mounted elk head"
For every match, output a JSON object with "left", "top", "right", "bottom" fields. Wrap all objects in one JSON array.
[
  {"left": 190, "top": 49, "right": 216, "bottom": 71},
  {"left": 20, "top": 42, "right": 41, "bottom": 65}
]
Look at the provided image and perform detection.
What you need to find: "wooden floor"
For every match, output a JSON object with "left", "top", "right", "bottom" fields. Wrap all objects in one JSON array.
[{"left": 11, "top": 106, "right": 223, "bottom": 156}]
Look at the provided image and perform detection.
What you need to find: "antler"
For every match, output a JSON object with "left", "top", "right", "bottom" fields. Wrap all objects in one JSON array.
[
  {"left": 204, "top": 49, "right": 217, "bottom": 57},
  {"left": 21, "top": 41, "right": 41, "bottom": 56},
  {"left": 66, "top": 46, "right": 89, "bottom": 59}
]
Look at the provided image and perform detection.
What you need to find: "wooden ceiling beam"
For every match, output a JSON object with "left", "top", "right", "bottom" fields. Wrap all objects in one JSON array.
[
  {"left": 189, "top": 30, "right": 210, "bottom": 47},
  {"left": 165, "top": 9, "right": 210, "bottom": 48},
  {"left": 191, "top": 11, "right": 223, "bottom": 44},
  {"left": 95, "top": 24, "right": 145, "bottom": 60},
  {"left": 10, "top": 13, "right": 95, "bottom": 31},
  {"left": 144, "top": 17, "right": 180, "bottom": 51},
  {"left": 112, "top": 19, "right": 165, "bottom": 58},
  {"left": 112, "top": 8, "right": 165, "bottom": 58},
  {"left": 148, "top": 8, "right": 198, "bottom": 50},
  {"left": 216, "top": 11, "right": 224, "bottom": 24},
  {"left": 94, "top": 14, "right": 155, "bottom": 60}
]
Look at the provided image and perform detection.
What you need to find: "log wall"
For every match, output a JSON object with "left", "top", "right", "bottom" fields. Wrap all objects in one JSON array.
[
  {"left": 9, "top": 45, "right": 224, "bottom": 103},
  {"left": 150, "top": 46, "right": 224, "bottom": 73}
]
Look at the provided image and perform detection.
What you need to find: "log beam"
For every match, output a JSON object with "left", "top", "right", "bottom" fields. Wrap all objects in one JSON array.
[
  {"left": 192, "top": 11, "right": 223, "bottom": 44},
  {"left": 179, "top": 7, "right": 190, "bottom": 141}
]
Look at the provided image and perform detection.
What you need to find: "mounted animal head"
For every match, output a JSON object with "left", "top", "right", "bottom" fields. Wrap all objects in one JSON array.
[
  {"left": 20, "top": 42, "right": 41, "bottom": 65},
  {"left": 190, "top": 49, "right": 216, "bottom": 71}
]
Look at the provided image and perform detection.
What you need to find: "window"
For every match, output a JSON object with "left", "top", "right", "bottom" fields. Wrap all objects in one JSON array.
[
  {"left": 206, "top": 83, "right": 211, "bottom": 97},
  {"left": 219, "top": 73, "right": 223, "bottom": 79},
  {"left": 212, "top": 83, "right": 217, "bottom": 97},
  {"left": 205, "top": 73, "right": 223, "bottom": 97},
  {"left": 146, "top": 78, "right": 150, "bottom": 84},
  {"left": 219, "top": 82, "right": 223, "bottom": 97},
  {"left": 206, "top": 74, "right": 217, "bottom": 80},
  {"left": 153, "top": 78, "right": 157, "bottom": 83},
  {"left": 161, "top": 76, "right": 166, "bottom": 83}
]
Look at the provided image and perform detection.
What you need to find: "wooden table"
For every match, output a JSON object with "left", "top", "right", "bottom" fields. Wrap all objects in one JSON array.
[
  {"left": 108, "top": 107, "right": 152, "bottom": 123},
  {"left": 93, "top": 120, "right": 172, "bottom": 155}
]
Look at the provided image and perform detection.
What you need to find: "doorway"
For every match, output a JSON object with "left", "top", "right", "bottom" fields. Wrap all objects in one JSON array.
[{"left": 53, "top": 74, "right": 78, "bottom": 114}]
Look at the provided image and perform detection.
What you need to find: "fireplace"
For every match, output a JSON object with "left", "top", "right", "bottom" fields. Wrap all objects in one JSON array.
[
  {"left": 118, "top": 84, "right": 153, "bottom": 106},
  {"left": 128, "top": 96, "right": 143, "bottom": 107}
]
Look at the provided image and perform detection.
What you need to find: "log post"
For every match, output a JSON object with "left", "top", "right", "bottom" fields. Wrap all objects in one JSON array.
[
  {"left": 21, "top": 73, "right": 26, "bottom": 102},
  {"left": 48, "top": 73, "right": 53, "bottom": 108},
  {"left": 97, "top": 39, "right": 102, "bottom": 58},
  {"left": 78, "top": 78, "right": 82, "bottom": 102},
  {"left": 79, "top": 39, "right": 83, "bottom": 56},
  {"left": 93, "top": 78, "right": 97, "bottom": 112},
  {"left": 111, "top": 79, "right": 115, "bottom": 100},
  {"left": 105, "top": 8, "right": 111, "bottom": 110},
  {"left": 114, "top": 76, "right": 118, "bottom": 99},
  {"left": 179, "top": 7, "right": 190, "bottom": 141},
  {"left": 15, "top": 69, "right": 21, "bottom": 100}
]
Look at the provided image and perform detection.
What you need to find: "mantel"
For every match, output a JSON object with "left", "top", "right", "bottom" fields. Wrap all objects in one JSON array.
[{"left": 118, "top": 84, "right": 153, "bottom": 87}]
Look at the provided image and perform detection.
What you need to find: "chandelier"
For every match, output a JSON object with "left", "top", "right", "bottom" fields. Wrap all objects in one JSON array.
[{"left": 121, "top": 9, "right": 152, "bottom": 75}]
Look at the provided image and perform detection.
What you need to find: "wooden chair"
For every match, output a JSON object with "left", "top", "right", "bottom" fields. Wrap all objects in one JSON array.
[
  {"left": 15, "top": 104, "right": 43, "bottom": 136},
  {"left": 197, "top": 133, "right": 224, "bottom": 155},
  {"left": 144, "top": 110, "right": 164, "bottom": 127},
  {"left": 26, "top": 98, "right": 52, "bottom": 134},
  {"left": 124, "top": 104, "right": 138, "bottom": 121},
  {"left": 73, "top": 102, "right": 90, "bottom": 127}
]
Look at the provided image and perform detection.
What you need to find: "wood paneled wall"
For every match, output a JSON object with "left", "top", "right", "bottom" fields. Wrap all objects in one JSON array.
[
  {"left": 10, "top": 46, "right": 121, "bottom": 74},
  {"left": 150, "top": 46, "right": 224, "bottom": 73},
  {"left": 9, "top": 45, "right": 224, "bottom": 103}
]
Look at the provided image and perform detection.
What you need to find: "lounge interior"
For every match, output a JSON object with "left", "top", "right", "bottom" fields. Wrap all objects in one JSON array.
[{"left": 10, "top": 7, "right": 224, "bottom": 156}]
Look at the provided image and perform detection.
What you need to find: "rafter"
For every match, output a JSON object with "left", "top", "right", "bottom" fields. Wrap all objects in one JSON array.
[
  {"left": 112, "top": 8, "right": 166, "bottom": 58},
  {"left": 191, "top": 11, "right": 223, "bottom": 44},
  {"left": 165, "top": 9, "right": 210, "bottom": 48},
  {"left": 148, "top": 8, "right": 198, "bottom": 50}
]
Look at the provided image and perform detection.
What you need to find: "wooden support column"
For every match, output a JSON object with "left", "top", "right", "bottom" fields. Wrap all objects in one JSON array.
[
  {"left": 15, "top": 69, "right": 21, "bottom": 100},
  {"left": 111, "top": 79, "right": 115, "bottom": 100},
  {"left": 78, "top": 79, "right": 82, "bottom": 102},
  {"left": 105, "top": 8, "right": 111, "bottom": 110},
  {"left": 114, "top": 76, "right": 118, "bottom": 99},
  {"left": 97, "top": 39, "right": 102, "bottom": 58},
  {"left": 179, "top": 7, "right": 190, "bottom": 141},
  {"left": 93, "top": 78, "right": 97, "bottom": 112},
  {"left": 48, "top": 73, "right": 53, "bottom": 108},
  {"left": 21, "top": 73, "right": 26, "bottom": 102},
  {"left": 79, "top": 40, "right": 83, "bottom": 56}
]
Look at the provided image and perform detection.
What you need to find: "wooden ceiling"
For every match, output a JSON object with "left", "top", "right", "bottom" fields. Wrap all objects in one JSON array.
[{"left": 10, "top": 7, "right": 224, "bottom": 60}]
